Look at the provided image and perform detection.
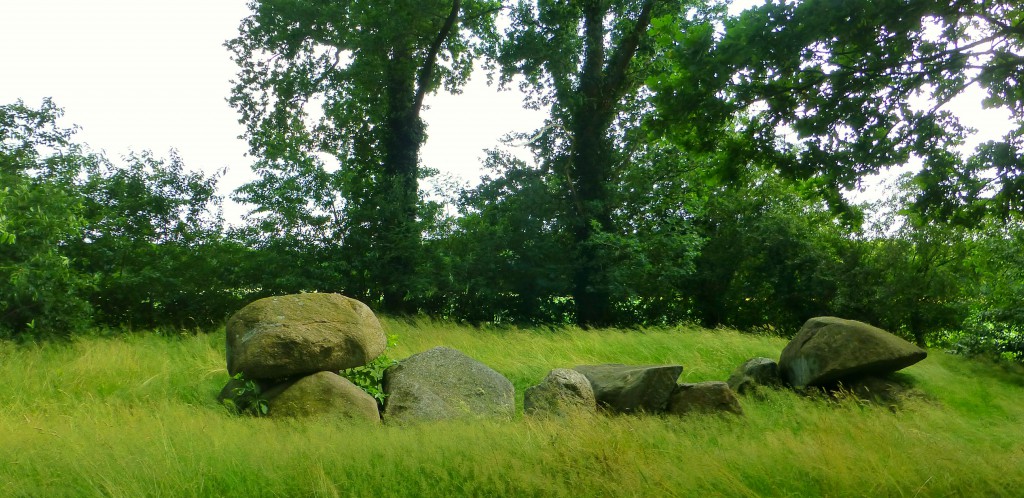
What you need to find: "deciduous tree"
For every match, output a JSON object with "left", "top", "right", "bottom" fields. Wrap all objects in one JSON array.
[{"left": 228, "top": 0, "right": 501, "bottom": 312}]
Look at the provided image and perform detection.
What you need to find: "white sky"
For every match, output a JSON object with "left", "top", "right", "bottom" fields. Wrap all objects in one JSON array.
[
  {"left": 0, "top": 0, "right": 546, "bottom": 223},
  {"left": 0, "top": 0, "right": 1015, "bottom": 222}
]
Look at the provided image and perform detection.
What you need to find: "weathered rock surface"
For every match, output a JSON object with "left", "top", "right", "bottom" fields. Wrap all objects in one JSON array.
[
  {"left": 727, "top": 357, "right": 781, "bottom": 395},
  {"left": 667, "top": 381, "right": 744, "bottom": 416},
  {"left": 226, "top": 293, "right": 387, "bottom": 379},
  {"left": 382, "top": 347, "right": 515, "bottom": 424},
  {"left": 572, "top": 364, "right": 683, "bottom": 414},
  {"left": 524, "top": 368, "right": 597, "bottom": 416},
  {"left": 779, "top": 316, "right": 927, "bottom": 388},
  {"left": 264, "top": 371, "right": 380, "bottom": 422}
]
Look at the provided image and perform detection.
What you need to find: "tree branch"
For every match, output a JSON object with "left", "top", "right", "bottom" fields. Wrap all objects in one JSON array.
[
  {"left": 604, "top": 0, "right": 658, "bottom": 98},
  {"left": 415, "top": 0, "right": 462, "bottom": 111}
]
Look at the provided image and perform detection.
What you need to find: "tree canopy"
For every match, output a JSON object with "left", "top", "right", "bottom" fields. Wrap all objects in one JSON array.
[{"left": 1, "top": 1, "right": 1022, "bottom": 361}]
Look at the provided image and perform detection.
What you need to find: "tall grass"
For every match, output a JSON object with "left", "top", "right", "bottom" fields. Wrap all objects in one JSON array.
[{"left": 1, "top": 319, "right": 1022, "bottom": 496}]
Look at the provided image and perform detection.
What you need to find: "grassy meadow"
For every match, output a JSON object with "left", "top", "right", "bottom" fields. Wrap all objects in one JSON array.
[{"left": 1, "top": 318, "right": 1023, "bottom": 497}]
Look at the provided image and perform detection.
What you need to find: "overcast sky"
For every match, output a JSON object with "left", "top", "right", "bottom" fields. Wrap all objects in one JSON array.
[
  {"left": 0, "top": 1, "right": 1015, "bottom": 222},
  {"left": 0, "top": 0, "right": 547, "bottom": 222}
]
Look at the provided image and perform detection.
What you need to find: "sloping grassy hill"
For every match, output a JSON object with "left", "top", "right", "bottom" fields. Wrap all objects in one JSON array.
[{"left": 1, "top": 319, "right": 1022, "bottom": 496}]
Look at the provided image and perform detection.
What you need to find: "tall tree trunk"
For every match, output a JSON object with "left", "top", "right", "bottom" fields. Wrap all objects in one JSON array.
[
  {"left": 570, "top": 108, "right": 616, "bottom": 327},
  {"left": 379, "top": 53, "right": 424, "bottom": 315},
  {"left": 376, "top": 1, "right": 462, "bottom": 314},
  {"left": 568, "top": 0, "right": 657, "bottom": 327}
]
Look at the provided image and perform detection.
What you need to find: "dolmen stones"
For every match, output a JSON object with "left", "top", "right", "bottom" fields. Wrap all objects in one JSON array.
[
  {"left": 524, "top": 363, "right": 744, "bottom": 417},
  {"left": 725, "top": 316, "right": 929, "bottom": 406},
  {"left": 382, "top": 346, "right": 515, "bottom": 424},
  {"left": 217, "top": 303, "right": 929, "bottom": 425},
  {"left": 727, "top": 357, "right": 781, "bottom": 395},
  {"left": 219, "top": 293, "right": 387, "bottom": 423},
  {"left": 778, "top": 316, "right": 927, "bottom": 389},
  {"left": 573, "top": 364, "right": 683, "bottom": 414},
  {"left": 226, "top": 292, "right": 387, "bottom": 379},
  {"left": 668, "top": 381, "right": 744, "bottom": 416},
  {"left": 218, "top": 293, "right": 518, "bottom": 424},
  {"left": 523, "top": 368, "right": 596, "bottom": 416}
]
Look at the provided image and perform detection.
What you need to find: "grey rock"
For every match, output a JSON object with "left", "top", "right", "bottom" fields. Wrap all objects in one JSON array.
[
  {"left": 524, "top": 368, "right": 597, "bottom": 416},
  {"left": 572, "top": 364, "right": 683, "bottom": 414},
  {"left": 667, "top": 381, "right": 744, "bottom": 416},
  {"left": 382, "top": 347, "right": 515, "bottom": 424},
  {"left": 779, "top": 316, "right": 928, "bottom": 389},
  {"left": 265, "top": 371, "right": 380, "bottom": 422},
  {"left": 727, "top": 357, "right": 781, "bottom": 395},
  {"left": 226, "top": 293, "right": 387, "bottom": 379}
]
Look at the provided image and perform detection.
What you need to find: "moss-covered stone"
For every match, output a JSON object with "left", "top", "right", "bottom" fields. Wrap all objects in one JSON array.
[{"left": 226, "top": 293, "right": 386, "bottom": 379}]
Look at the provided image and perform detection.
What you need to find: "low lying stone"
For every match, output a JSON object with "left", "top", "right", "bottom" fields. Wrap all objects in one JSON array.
[
  {"left": 524, "top": 368, "right": 597, "bottom": 416},
  {"left": 264, "top": 371, "right": 380, "bottom": 422},
  {"left": 383, "top": 347, "right": 515, "bottom": 424},
  {"left": 727, "top": 357, "right": 781, "bottom": 395},
  {"left": 667, "top": 381, "right": 744, "bottom": 416},
  {"left": 226, "top": 293, "right": 387, "bottom": 379},
  {"left": 573, "top": 364, "right": 683, "bottom": 414},
  {"left": 779, "top": 317, "right": 927, "bottom": 389}
]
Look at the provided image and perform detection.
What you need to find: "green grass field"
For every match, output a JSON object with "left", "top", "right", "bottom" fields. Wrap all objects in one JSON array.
[{"left": 1, "top": 319, "right": 1022, "bottom": 497}]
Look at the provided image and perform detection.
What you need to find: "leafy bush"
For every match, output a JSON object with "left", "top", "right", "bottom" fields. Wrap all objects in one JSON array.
[
  {"left": 339, "top": 335, "right": 399, "bottom": 406},
  {"left": 0, "top": 99, "right": 95, "bottom": 338}
]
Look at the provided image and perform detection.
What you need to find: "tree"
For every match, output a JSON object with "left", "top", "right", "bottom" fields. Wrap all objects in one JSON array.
[
  {"left": 0, "top": 99, "right": 94, "bottom": 338},
  {"left": 831, "top": 178, "right": 976, "bottom": 347},
  {"left": 651, "top": 0, "right": 1024, "bottom": 221},
  {"left": 685, "top": 166, "right": 847, "bottom": 333},
  {"left": 498, "top": 0, "right": 716, "bottom": 326},
  {"left": 68, "top": 151, "right": 241, "bottom": 330},
  {"left": 228, "top": 0, "right": 501, "bottom": 313},
  {"left": 442, "top": 150, "right": 576, "bottom": 324}
]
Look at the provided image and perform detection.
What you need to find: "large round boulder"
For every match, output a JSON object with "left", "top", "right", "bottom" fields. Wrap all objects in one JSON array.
[
  {"left": 226, "top": 293, "right": 387, "bottom": 379},
  {"left": 265, "top": 371, "right": 380, "bottom": 422},
  {"left": 382, "top": 347, "right": 515, "bottom": 424},
  {"left": 779, "top": 316, "right": 927, "bottom": 389},
  {"left": 572, "top": 364, "right": 683, "bottom": 414},
  {"left": 524, "top": 368, "right": 597, "bottom": 416}
]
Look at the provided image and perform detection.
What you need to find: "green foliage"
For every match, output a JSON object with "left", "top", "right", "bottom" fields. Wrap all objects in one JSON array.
[
  {"left": 496, "top": 0, "right": 704, "bottom": 326},
  {"left": 440, "top": 150, "right": 575, "bottom": 324},
  {"left": 68, "top": 150, "right": 244, "bottom": 330},
  {"left": 225, "top": 372, "right": 269, "bottom": 416},
  {"left": 1, "top": 99, "right": 245, "bottom": 337},
  {"left": 339, "top": 334, "right": 399, "bottom": 406},
  {"left": 653, "top": 0, "right": 1024, "bottom": 219},
  {"left": 5, "top": 1, "right": 1024, "bottom": 365},
  {"left": 686, "top": 169, "right": 847, "bottom": 334},
  {"left": 228, "top": 0, "right": 501, "bottom": 313},
  {"left": 0, "top": 99, "right": 95, "bottom": 338}
]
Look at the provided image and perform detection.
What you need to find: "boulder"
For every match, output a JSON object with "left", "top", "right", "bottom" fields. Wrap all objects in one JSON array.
[
  {"left": 226, "top": 293, "right": 387, "bottom": 379},
  {"left": 667, "top": 381, "right": 744, "bottom": 416},
  {"left": 727, "top": 357, "right": 781, "bottom": 395},
  {"left": 382, "top": 347, "right": 515, "bottom": 424},
  {"left": 779, "top": 316, "right": 927, "bottom": 389},
  {"left": 524, "top": 368, "right": 597, "bottom": 416},
  {"left": 572, "top": 364, "right": 683, "bottom": 414},
  {"left": 264, "top": 371, "right": 380, "bottom": 422}
]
